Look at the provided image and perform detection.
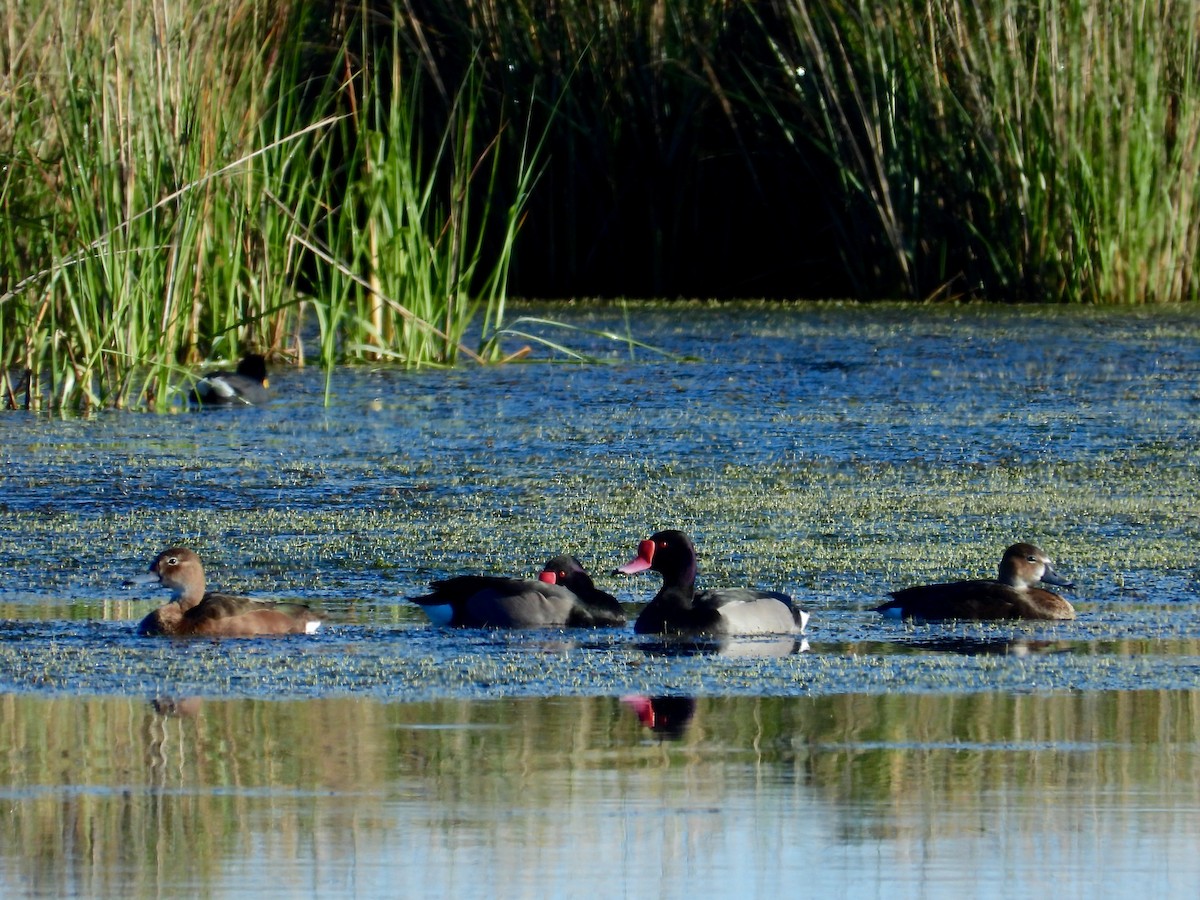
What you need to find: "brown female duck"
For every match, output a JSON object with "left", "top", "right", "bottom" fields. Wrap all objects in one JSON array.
[
  {"left": 876, "top": 542, "right": 1076, "bottom": 621},
  {"left": 129, "top": 547, "right": 322, "bottom": 637}
]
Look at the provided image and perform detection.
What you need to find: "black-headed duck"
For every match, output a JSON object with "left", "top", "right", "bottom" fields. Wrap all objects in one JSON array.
[
  {"left": 192, "top": 354, "right": 270, "bottom": 406},
  {"left": 614, "top": 530, "right": 810, "bottom": 636},
  {"left": 410, "top": 554, "right": 625, "bottom": 628}
]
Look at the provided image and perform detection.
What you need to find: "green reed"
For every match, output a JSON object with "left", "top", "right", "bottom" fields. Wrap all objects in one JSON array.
[
  {"left": 758, "top": 0, "right": 1200, "bottom": 302},
  {"left": 1, "top": 2, "right": 280, "bottom": 409},
  {"left": 316, "top": 29, "right": 531, "bottom": 368},
  {"left": 0, "top": 0, "right": 542, "bottom": 410},
  {"left": 5, "top": 0, "right": 1199, "bottom": 412}
]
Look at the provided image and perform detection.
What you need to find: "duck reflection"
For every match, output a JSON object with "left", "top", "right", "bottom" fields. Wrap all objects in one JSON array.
[
  {"left": 635, "top": 634, "right": 809, "bottom": 658},
  {"left": 150, "top": 695, "right": 203, "bottom": 717},
  {"left": 622, "top": 695, "right": 697, "bottom": 740},
  {"left": 903, "top": 637, "right": 1069, "bottom": 657},
  {"left": 146, "top": 696, "right": 205, "bottom": 791}
]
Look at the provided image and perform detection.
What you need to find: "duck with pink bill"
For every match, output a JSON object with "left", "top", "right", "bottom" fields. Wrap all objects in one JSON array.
[{"left": 615, "top": 530, "right": 810, "bottom": 637}]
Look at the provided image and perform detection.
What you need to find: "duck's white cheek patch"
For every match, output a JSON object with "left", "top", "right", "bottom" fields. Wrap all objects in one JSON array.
[{"left": 305, "top": 621, "right": 322, "bottom": 634}]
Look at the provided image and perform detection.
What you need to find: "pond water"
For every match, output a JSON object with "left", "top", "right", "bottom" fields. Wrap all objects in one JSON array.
[{"left": 3, "top": 301, "right": 1200, "bottom": 897}]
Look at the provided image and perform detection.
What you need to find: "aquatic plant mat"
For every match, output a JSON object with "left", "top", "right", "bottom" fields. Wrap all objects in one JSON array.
[
  {"left": 3, "top": 302, "right": 1199, "bottom": 701},
  {"left": 3, "top": 615, "right": 1200, "bottom": 700}
]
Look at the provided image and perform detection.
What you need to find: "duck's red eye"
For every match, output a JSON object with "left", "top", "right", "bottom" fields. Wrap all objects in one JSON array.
[{"left": 557, "top": 570, "right": 567, "bottom": 579}]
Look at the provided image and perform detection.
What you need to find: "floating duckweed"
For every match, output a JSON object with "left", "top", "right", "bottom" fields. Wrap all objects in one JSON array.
[{"left": 5, "top": 305, "right": 1200, "bottom": 699}]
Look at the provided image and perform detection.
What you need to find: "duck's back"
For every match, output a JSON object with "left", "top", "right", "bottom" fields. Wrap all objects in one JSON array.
[
  {"left": 193, "top": 355, "right": 270, "bottom": 406},
  {"left": 636, "top": 588, "right": 802, "bottom": 636},
  {"left": 879, "top": 579, "right": 1075, "bottom": 621},
  {"left": 183, "top": 592, "right": 321, "bottom": 635},
  {"left": 697, "top": 588, "right": 804, "bottom": 635},
  {"left": 416, "top": 573, "right": 623, "bottom": 628},
  {"left": 462, "top": 581, "right": 589, "bottom": 628}
]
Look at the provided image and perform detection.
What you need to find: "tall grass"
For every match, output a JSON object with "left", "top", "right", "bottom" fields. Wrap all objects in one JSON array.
[
  {"left": 0, "top": 0, "right": 540, "bottom": 410},
  {"left": 3, "top": 0, "right": 1199, "bottom": 411},
  {"left": 387, "top": 0, "right": 1200, "bottom": 302},
  {"left": 1, "top": 2, "right": 286, "bottom": 409},
  {"left": 758, "top": 0, "right": 1200, "bottom": 302},
  {"left": 316, "top": 21, "right": 540, "bottom": 367}
]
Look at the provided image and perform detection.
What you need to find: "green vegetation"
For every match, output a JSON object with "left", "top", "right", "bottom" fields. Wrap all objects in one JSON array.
[
  {"left": 0, "top": 1, "right": 541, "bottom": 410},
  {"left": 367, "top": 0, "right": 1200, "bottom": 304},
  {"left": 759, "top": 0, "right": 1200, "bottom": 303},
  {"left": 3, "top": 1, "right": 1198, "bottom": 409}
]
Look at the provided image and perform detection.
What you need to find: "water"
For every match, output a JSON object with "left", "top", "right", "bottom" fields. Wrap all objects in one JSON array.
[
  {"left": 3, "top": 301, "right": 1200, "bottom": 896},
  {"left": 4, "top": 693, "right": 1200, "bottom": 898}
]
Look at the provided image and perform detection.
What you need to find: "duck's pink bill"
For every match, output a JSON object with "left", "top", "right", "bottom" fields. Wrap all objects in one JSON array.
[{"left": 615, "top": 539, "right": 656, "bottom": 574}]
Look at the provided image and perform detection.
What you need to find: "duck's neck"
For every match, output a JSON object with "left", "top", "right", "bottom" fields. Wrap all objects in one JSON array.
[
  {"left": 674, "top": 557, "right": 698, "bottom": 593},
  {"left": 997, "top": 571, "right": 1031, "bottom": 590},
  {"left": 656, "top": 564, "right": 698, "bottom": 608},
  {"left": 996, "top": 563, "right": 1022, "bottom": 589},
  {"left": 171, "top": 582, "right": 206, "bottom": 611}
]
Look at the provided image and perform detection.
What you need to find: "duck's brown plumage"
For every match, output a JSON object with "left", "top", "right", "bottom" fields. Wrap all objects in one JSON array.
[
  {"left": 876, "top": 542, "right": 1075, "bottom": 621},
  {"left": 130, "top": 547, "right": 321, "bottom": 637}
]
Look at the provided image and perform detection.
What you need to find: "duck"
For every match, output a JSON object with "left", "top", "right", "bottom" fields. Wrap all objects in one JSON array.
[
  {"left": 614, "top": 530, "right": 810, "bottom": 636},
  {"left": 876, "top": 542, "right": 1076, "bottom": 621},
  {"left": 192, "top": 354, "right": 270, "bottom": 405},
  {"left": 410, "top": 554, "right": 626, "bottom": 628},
  {"left": 128, "top": 547, "right": 322, "bottom": 636}
]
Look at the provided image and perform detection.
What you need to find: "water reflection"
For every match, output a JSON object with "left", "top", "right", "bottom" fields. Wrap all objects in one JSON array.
[
  {"left": 635, "top": 634, "right": 809, "bottom": 658},
  {"left": 622, "top": 695, "right": 698, "bottom": 739},
  {"left": 902, "top": 637, "right": 1071, "bottom": 657},
  {"left": 150, "top": 695, "right": 203, "bottom": 717},
  {"left": 3, "top": 692, "right": 1200, "bottom": 896}
]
